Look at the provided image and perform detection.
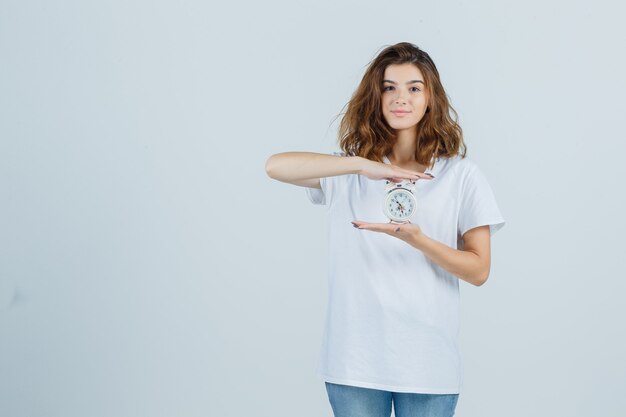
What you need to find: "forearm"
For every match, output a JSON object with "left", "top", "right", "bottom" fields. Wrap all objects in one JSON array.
[
  {"left": 265, "top": 152, "right": 364, "bottom": 182},
  {"left": 408, "top": 230, "right": 486, "bottom": 286}
]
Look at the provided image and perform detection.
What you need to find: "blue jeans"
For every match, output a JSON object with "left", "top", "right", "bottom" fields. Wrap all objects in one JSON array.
[{"left": 325, "top": 382, "right": 459, "bottom": 417}]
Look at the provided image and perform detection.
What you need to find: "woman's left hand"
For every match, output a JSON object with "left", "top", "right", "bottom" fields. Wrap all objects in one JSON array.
[{"left": 351, "top": 220, "right": 422, "bottom": 243}]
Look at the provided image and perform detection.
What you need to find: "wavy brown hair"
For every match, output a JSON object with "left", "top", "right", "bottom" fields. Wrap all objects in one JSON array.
[{"left": 333, "top": 42, "right": 467, "bottom": 168}]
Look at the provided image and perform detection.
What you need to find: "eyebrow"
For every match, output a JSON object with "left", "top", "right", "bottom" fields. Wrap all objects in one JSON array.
[{"left": 382, "top": 79, "right": 424, "bottom": 85}]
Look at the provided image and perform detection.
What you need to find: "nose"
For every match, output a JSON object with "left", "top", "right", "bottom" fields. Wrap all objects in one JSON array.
[{"left": 394, "top": 90, "right": 408, "bottom": 104}]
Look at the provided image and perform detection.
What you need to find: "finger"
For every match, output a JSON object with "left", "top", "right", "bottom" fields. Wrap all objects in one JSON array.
[
  {"left": 352, "top": 221, "right": 383, "bottom": 232},
  {"left": 388, "top": 175, "right": 430, "bottom": 183},
  {"left": 390, "top": 171, "right": 417, "bottom": 181},
  {"left": 393, "top": 170, "right": 434, "bottom": 181},
  {"left": 404, "top": 170, "right": 434, "bottom": 180},
  {"left": 358, "top": 224, "right": 393, "bottom": 234},
  {"left": 392, "top": 222, "right": 405, "bottom": 232}
]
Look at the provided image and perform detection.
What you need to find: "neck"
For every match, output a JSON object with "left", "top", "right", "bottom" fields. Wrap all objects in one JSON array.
[{"left": 390, "top": 128, "right": 417, "bottom": 163}]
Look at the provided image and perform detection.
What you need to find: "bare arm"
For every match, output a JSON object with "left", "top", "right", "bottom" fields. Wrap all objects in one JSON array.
[
  {"left": 407, "top": 225, "right": 492, "bottom": 286},
  {"left": 265, "top": 152, "right": 365, "bottom": 187}
]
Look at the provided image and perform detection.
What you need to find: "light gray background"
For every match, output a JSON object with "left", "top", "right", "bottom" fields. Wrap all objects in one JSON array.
[{"left": 1, "top": 0, "right": 625, "bottom": 416}]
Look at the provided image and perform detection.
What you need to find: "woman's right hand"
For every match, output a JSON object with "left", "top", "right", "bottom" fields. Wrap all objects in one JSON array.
[{"left": 359, "top": 159, "right": 435, "bottom": 183}]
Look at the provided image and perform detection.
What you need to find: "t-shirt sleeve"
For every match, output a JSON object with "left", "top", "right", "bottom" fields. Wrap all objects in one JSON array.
[
  {"left": 457, "top": 163, "right": 506, "bottom": 237},
  {"left": 305, "top": 151, "right": 345, "bottom": 206}
]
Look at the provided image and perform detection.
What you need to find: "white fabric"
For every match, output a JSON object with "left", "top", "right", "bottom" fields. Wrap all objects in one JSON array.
[{"left": 305, "top": 151, "right": 505, "bottom": 394}]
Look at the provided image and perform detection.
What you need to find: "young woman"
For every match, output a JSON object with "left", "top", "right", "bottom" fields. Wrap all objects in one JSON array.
[{"left": 265, "top": 42, "right": 505, "bottom": 417}]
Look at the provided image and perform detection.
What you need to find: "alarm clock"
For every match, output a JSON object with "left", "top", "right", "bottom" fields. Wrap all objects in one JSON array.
[{"left": 382, "top": 179, "right": 418, "bottom": 224}]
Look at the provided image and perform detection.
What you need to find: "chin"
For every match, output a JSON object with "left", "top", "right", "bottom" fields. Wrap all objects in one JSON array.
[{"left": 390, "top": 120, "right": 420, "bottom": 129}]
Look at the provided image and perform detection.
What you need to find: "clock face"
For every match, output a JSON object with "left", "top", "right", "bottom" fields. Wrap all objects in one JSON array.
[{"left": 385, "top": 189, "right": 416, "bottom": 220}]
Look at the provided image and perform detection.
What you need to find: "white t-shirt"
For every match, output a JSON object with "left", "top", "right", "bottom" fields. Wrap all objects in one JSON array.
[{"left": 305, "top": 151, "right": 505, "bottom": 394}]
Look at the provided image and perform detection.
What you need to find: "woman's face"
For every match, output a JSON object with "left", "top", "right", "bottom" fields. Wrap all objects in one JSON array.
[{"left": 381, "top": 63, "right": 429, "bottom": 132}]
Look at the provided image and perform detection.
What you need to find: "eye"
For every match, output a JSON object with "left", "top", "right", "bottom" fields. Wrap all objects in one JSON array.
[{"left": 383, "top": 85, "right": 421, "bottom": 92}]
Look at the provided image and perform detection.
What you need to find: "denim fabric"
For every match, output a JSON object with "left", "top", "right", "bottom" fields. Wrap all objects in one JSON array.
[{"left": 325, "top": 382, "right": 459, "bottom": 417}]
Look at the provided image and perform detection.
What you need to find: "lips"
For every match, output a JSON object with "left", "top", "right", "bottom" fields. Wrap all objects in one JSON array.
[{"left": 392, "top": 111, "right": 410, "bottom": 114}]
